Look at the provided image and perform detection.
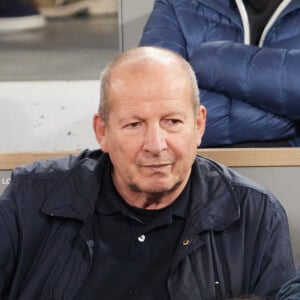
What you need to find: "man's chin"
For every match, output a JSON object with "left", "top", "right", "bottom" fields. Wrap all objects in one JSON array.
[{"left": 131, "top": 180, "right": 180, "bottom": 195}]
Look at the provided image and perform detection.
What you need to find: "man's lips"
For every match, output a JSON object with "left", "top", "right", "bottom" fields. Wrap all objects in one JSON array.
[
  {"left": 144, "top": 164, "right": 168, "bottom": 166},
  {"left": 140, "top": 163, "right": 171, "bottom": 170}
]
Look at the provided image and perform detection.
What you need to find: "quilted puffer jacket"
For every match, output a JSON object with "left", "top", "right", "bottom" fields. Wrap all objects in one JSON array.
[
  {"left": 140, "top": 0, "right": 300, "bottom": 147},
  {"left": 276, "top": 270, "right": 300, "bottom": 300}
]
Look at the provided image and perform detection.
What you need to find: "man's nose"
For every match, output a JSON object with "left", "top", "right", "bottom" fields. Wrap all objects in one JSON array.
[{"left": 142, "top": 124, "right": 168, "bottom": 154}]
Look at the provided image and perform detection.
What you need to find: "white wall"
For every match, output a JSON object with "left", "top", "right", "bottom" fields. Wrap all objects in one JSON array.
[{"left": 0, "top": 81, "right": 99, "bottom": 152}]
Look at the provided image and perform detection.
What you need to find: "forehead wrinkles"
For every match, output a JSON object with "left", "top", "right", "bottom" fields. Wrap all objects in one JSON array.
[{"left": 109, "top": 59, "right": 189, "bottom": 95}]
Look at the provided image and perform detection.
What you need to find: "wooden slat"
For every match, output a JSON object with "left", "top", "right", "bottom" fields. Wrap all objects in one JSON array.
[
  {"left": 0, "top": 148, "right": 300, "bottom": 169},
  {"left": 197, "top": 148, "right": 300, "bottom": 167},
  {"left": 0, "top": 152, "right": 78, "bottom": 170}
]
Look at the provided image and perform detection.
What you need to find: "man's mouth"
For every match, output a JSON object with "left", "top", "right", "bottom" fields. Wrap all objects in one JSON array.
[{"left": 141, "top": 163, "right": 171, "bottom": 170}]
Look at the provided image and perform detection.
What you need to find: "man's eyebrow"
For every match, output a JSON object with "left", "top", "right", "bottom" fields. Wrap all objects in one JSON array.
[
  {"left": 118, "top": 115, "right": 143, "bottom": 124},
  {"left": 163, "top": 111, "right": 188, "bottom": 118}
]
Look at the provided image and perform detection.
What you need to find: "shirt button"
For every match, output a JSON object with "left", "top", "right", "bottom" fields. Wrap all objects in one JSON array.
[
  {"left": 182, "top": 239, "right": 190, "bottom": 246},
  {"left": 138, "top": 234, "right": 146, "bottom": 242}
]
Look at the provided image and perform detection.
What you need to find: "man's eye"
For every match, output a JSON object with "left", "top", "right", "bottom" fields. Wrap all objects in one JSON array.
[
  {"left": 167, "top": 119, "right": 181, "bottom": 125},
  {"left": 126, "top": 122, "right": 141, "bottom": 128}
]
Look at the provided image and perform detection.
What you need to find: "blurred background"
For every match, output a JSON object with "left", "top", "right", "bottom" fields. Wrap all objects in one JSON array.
[
  {"left": 0, "top": 0, "right": 120, "bottom": 153},
  {"left": 0, "top": 0, "right": 119, "bottom": 81},
  {"left": 0, "top": 0, "right": 154, "bottom": 152}
]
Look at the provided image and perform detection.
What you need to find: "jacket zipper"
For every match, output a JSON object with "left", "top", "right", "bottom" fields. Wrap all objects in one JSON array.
[
  {"left": 234, "top": 0, "right": 292, "bottom": 46},
  {"left": 259, "top": 0, "right": 292, "bottom": 47},
  {"left": 234, "top": 0, "right": 250, "bottom": 44}
]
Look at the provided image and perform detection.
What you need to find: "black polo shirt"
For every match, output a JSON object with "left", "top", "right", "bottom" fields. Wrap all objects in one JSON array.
[{"left": 75, "top": 166, "right": 191, "bottom": 300}]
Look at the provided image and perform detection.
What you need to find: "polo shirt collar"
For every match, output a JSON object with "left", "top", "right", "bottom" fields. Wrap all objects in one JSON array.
[{"left": 95, "top": 162, "right": 191, "bottom": 222}]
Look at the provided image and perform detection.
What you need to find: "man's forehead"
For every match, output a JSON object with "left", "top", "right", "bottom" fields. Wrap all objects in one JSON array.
[{"left": 110, "top": 50, "right": 184, "bottom": 77}]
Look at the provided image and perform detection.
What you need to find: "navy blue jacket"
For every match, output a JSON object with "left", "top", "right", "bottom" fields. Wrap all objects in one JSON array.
[
  {"left": 140, "top": 0, "right": 300, "bottom": 147},
  {"left": 0, "top": 150, "right": 295, "bottom": 299}
]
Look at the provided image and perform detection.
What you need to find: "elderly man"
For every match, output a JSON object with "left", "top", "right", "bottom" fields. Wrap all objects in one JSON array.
[{"left": 0, "top": 47, "right": 295, "bottom": 299}]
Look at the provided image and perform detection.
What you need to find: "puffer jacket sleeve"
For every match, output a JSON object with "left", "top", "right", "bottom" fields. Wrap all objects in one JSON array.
[
  {"left": 189, "top": 41, "right": 300, "bottom": 120},
  {"left": 276, "top": 271, "right": 300, "bottom": 300},
  {"left": 0, "top": 180, "right": 19, "bottom": 296},
  {"left": 139, "top": 0, "right": 188, "bottom": 59}
]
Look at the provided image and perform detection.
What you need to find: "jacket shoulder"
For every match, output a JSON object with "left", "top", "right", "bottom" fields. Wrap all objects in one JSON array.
[
  {"left": 194, "top": 155, "right": 288, "bottom": 231},
  {"left": 196, "top": 155, "right": 265, "bottom": 190},
  {"left": 195, "top": 154, "right": 281, "bottom": 207},
  {"left": 11, "top": 149, "right": 102, "bottom": 180}
]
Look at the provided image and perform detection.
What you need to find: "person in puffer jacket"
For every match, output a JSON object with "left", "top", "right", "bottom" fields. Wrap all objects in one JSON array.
[{"left": 140, "top": 0, "right": 300, "bottom": 147}]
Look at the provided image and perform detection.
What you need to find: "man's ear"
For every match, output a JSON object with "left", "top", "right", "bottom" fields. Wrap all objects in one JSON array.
[
  {"left": 196, "top": 105, "right": 206, "bottom": 147},
  {"left": 93, "top": 113, "right": 109, "bottom": 152}
]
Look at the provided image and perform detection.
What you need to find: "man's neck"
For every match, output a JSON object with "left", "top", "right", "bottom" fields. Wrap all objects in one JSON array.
[
  {"left": 112, "top": 176, "right": 189, "bottom": 210},
  {"left": 121, "top": 193, "right": 178, "bottom": 209}
]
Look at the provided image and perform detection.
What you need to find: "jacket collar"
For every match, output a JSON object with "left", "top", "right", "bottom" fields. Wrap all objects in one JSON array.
[
  {"left": 192, "top": 0, "right": 243, "bottom": 28},
  {"left": 279, "top": 0, "right": 300, "bottom": 16},
  {"left": 41, "top": 150, "right": 109, "bottom": 223},
  {"left": 187, "top": 156, "right": 240, "bottom": 233},
  {"left": 193, "top": 0, "right": 299, "bottom": 29},
  {"left": 41, "top": 151, "right": 240, "bottom": 230}
]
